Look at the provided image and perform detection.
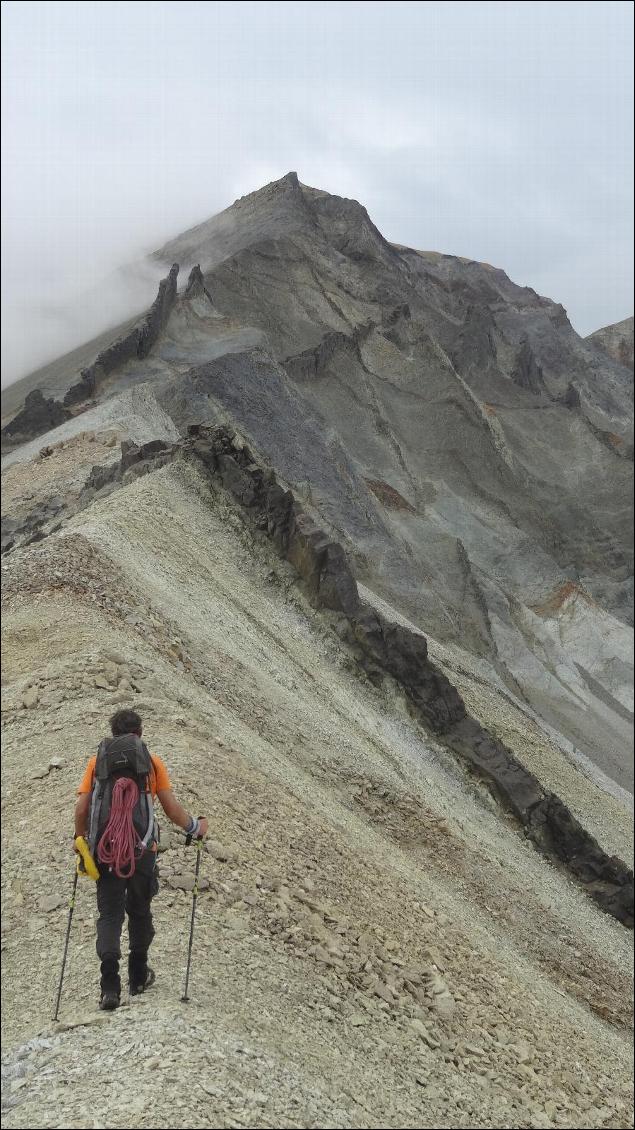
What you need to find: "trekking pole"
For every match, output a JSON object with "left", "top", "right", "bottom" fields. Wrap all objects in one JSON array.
[
  {"left": 181, "top": 834, "right": 203, "bottom": 1003},
  {"left": 53, "top": 869, "right": 79, "bottom": 1022}
]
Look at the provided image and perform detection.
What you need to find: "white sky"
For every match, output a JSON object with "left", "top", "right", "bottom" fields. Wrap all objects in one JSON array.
[{"left": 1, "top": 0, "right": 633, "bottom": 385}]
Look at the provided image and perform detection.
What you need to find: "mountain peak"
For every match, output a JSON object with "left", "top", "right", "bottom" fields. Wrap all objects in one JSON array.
[
  {"left": 155, "top": 172, "right": 401, "bottom": 278},
  {"left": 153, "top": 171, "right": 315, "bottom": 275},
  {"left": 233, "top": 169, "right": 302, "bottom": 206}
]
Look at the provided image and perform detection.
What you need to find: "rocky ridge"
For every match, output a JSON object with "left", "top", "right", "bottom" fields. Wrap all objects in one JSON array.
[
  {"left": 3, "top": 423, "right": 631, "bottom": 925},
  {"left": 1, "top": 451, "right": 632, "bottom": 1129}
]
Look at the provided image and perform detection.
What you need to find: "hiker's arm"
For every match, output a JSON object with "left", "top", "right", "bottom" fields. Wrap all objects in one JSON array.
[
  {"left": 157, "top": 789, "right": 208, "bottom": 838},
  {"left": 74, "top": 794, "right": 90, "bottom": 838}
]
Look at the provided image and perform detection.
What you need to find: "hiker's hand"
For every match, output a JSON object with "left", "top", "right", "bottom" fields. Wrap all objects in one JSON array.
[{"left": 197, "top": 818, "right": 208, "bottom": 839}]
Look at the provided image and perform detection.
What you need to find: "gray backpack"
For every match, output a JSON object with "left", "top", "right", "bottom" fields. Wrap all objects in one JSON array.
[{"left": 88, "top": 734, "right": 156, "bottom": 856}]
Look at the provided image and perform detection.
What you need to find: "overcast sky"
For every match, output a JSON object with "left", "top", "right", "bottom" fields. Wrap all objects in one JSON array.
[{"left": 1, "top": 0, "right": 633, "bottom": 386}]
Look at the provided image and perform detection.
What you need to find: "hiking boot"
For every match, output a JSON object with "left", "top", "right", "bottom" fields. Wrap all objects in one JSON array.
[
  {"left": 128, "top": 952, "right": 155, "bottom": 996},
  {"left": 100, "top": 958, "right": 121, "bottom": 1010},
  {"left": 99, "top": 988, "right": 121, "bottom": 1011},
  {"left": 129, "top": 967, "right": 156, "bottom": 996}
]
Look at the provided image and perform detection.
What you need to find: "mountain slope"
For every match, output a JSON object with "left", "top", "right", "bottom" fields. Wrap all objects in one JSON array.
[
  {"left": 2, "top": 174, "right": 633, "bottom": 795},
  {"left": 2, "top": 455, "right": 632, "bottom": 1128},
  {"left": 156, "top": 175, "right": 635, "bottom": 788},
  {"left": 586, "top": 316, "right": 634, "bottom": 371},
  {"left": 1, "top": 174, "right": 634, "bottom": 1127}
]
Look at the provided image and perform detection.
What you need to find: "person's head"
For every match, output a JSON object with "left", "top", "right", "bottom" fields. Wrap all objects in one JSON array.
[{"left": 110, "top": 709, "right": 142, "bottom": 737}]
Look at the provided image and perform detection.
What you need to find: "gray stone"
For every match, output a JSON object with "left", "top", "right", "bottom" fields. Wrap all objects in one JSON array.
[
  {"left": 103, "top": 662, "right": 119, "bottom": 685},
  {"left": 168, "top": 874, "right": 210, "bottom": 892},
  {"left": 41, "top": 895, "right": 62, "bottom": 913},
  {"left": 205, "top": 840, "right": 235, "bottom": 862}
]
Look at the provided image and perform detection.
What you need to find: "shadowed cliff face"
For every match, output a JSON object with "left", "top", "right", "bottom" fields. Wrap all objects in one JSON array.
[{"left": 2, "top": 173, "right": 633, "bottom": 790}]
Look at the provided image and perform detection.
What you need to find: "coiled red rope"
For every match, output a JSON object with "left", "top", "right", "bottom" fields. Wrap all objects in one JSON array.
[{"left": 97, "top": 778, "right": 143, "bottom": 878}]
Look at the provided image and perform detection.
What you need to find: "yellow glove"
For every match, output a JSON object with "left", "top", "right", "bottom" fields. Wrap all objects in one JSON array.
[{"left": 74, "top": 836, "right": 99, "bottom": 881}]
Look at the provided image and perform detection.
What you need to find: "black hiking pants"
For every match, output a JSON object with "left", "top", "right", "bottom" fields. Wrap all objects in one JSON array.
[{"left": 96, "top": 850, "right": 159, "bottom": 963}]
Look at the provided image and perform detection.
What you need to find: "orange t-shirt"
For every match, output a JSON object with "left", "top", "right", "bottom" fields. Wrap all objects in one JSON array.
[{"left": 77, "top": 754, "right": 171, "bottom": 797}]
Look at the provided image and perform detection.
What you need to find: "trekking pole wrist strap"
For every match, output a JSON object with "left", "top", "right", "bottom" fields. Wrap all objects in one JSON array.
[{"left": 184, "top": 815, "right": 200, "bottom": 841}]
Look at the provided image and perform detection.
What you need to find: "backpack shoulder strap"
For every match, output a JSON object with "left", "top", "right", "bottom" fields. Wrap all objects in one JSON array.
[
  {"left": 139, "top": 748, "right": 157, "bottom": 848},
  {"left": 88, "top": 741, "right": 109, "bottom": 852}
]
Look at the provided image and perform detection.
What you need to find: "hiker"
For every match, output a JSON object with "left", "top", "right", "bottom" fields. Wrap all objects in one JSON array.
[{"left": 74, "top": 708, "right": 208, "bottom": 1010}]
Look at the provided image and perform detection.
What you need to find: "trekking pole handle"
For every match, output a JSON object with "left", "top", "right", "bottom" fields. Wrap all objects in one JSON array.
[{"left": 185, "top": 817, "right": 205, "bottom": 848}]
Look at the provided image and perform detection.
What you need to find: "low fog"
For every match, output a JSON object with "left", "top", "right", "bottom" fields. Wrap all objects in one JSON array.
[{"left": 2, "top": 0, "right": 633, "bottom": 388}]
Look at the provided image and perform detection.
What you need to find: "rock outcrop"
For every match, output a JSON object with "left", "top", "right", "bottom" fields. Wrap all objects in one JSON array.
[
  {"left": 64, "top": 263, "right": 179, "bottom": 406},
  {"left": 1, "top": 265, "right": 180, "bottom": 443},
  {"left": 184, "top": 263, "right": 213, "bottom": 301},
  {"left": 1, "top": 389, "right": 71, "bottom": 444},
  {"left": 510, "top": 338, "right": 548, "bottom": 396}
]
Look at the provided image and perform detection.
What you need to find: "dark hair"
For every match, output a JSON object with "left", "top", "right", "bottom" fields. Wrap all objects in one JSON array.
[{"left": 110, "top": 709, "right": 142, "bottom": 736}]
